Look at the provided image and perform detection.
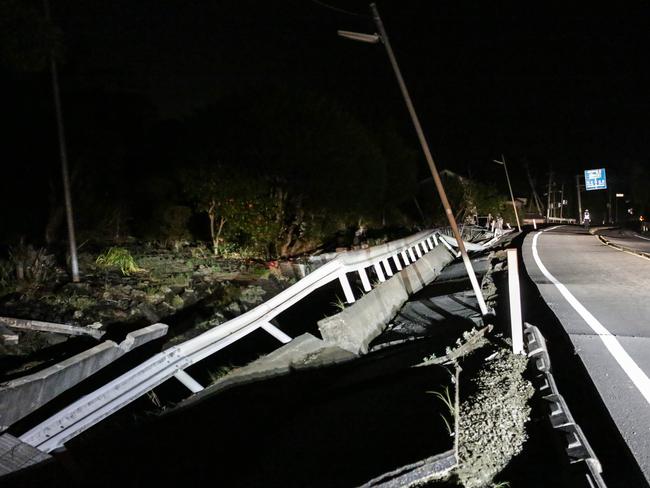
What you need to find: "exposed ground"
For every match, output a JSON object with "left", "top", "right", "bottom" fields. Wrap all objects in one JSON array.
[{"left": 0, "top": 243, "right": 294, "bottom": 378}]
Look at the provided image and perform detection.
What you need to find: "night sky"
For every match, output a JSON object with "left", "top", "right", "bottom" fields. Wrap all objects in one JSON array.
[
  {"left": 3, "top": 1, "right": 650, "bottom": 238},
  {"left": 48, "top": 1, "right": 650, "bottom": 161}
]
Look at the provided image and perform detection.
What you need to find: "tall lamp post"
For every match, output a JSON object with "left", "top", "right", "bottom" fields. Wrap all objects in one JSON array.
[
  {"left": 339, "top": 3, "right": 488, "bottom": 316},
  {"left": 493, "top": 155, "right": 521, "bottom": 232},
  {"left": 44, "top": 0, "right": 80, "bottom": 282}
]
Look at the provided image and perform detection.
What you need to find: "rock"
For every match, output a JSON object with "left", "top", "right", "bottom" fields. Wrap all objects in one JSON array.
[{"left": 137, "top": 304, "right": 160, "bottom": 323}]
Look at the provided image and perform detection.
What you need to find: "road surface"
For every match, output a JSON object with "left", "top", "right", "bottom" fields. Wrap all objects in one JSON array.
[
  {"left": 522, "top": 225, "right": 650, "bottom": 483},
  {"left": 598, "top": 227, "right": 650, "bottom": 255}
]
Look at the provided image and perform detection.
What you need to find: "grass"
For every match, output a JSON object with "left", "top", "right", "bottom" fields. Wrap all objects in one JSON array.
[
  {"left": 429, "top": 385, "right": 456, "bottom": 437},
  {"left": 96, "top": 247, "right": 144, "bottom": 276},
  {"left": 330, "top": 295, "right": 347, "bottom": 312},
  {"left": 207, "top": 364, "right": 234, "bottom": 384}
]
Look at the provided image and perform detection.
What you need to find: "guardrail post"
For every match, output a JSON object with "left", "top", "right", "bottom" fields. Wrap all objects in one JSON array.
[
  {"left": 260, "top": 322, "right": 292, "bottom": 344},
  {"left": 392, "top": 254, "right": 403, "bottom": 271},
  {"left": 373, "top": 262, "right": 386, "bottom": 282},
  {"left": 408, "top": 247, "right": 417, "bottom": 262},
  {"left": 358, "top": 267, "right": 372, "bottom": 292},
  {"left": 414, "top": 244, "right": 423, "bottom": 258},
  {"left": 507, "top": 249, "right": 524, "bottom": 355},
  {"left": 381, "top": 258, "right": 393, "bottom": 277},
  {"left": 338, "top": 272, "right": 356, "bottom": 303},
  {"left": 174, "top": 370, "right": 204, "bottom": 393}
]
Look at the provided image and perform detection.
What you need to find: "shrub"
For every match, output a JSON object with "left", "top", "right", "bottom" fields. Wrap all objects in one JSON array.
[
  {"left": 8, "top": 243, "right": 58, "bottom": 285},
  {"left": 96, "top": 247, "right": 144, "bottom": 276}
]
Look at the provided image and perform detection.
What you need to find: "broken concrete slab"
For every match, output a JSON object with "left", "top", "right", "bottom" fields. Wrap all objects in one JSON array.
[
  {"left": 0, "top": 316, "right": 104, "bottom": 340},
  {"left": 360, "top": 449, "right": 456, "bottom": 487},
  {"left": 0, "top": 433, "right": 51, "bottom": 477},
  {"left": 119, "top": 323, "right": 168, "bottom": 352},
  {"left": 0, "top": 323, "right": 168, "bottom": 431},
  {"left": 180, "top": 333, "right": 355, "bottom": 408},
  {"left": 318, "top": 245, "right": 454, "bottom": 355},
  {"left": 0, "top": 324, "right": 19, "bottom": 345}
]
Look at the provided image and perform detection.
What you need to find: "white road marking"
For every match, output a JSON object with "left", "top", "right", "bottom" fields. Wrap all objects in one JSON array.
[
  {"left": 599, "top": 234, "right": 650, "bottom": 262},
  {"left": 532, "top": 229, "right": 650, "bottom": 405},
  {"left": 634, "top": 233, "right": 650, "bottom": 241}
]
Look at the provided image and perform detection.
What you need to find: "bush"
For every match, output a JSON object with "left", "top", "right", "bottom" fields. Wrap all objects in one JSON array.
[
  {"left": 96, "top": 247, "right": 144, "bottom": 276},
  {"left": 8, "top": 243, "right": 58, "bottom": 285}
]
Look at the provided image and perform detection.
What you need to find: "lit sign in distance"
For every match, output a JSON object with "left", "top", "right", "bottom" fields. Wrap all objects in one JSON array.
[{"left": 584, "top": 168, "right": 607, "bottom": 191}]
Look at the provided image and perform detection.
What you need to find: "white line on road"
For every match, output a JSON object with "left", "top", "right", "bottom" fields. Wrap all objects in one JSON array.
[
  {"left": 634, "top": 233, "right": 650, "bottom": 241},
  {"left": 532, "top": 229, "right": 650, "bottom": 406}
]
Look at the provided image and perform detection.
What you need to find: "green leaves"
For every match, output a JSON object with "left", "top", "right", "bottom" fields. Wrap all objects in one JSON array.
[{"left": 96, "top": 247, "right": 144, "bottom": 276}]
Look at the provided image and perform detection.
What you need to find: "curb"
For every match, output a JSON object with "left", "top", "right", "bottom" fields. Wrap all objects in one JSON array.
[{"left": 596, "top": 233, "right": 650, "bottom": 260}]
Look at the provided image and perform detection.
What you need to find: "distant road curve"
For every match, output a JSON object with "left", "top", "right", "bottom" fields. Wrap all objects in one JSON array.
[{"left": 597, "top": 228, "right": 650, "bottom": 256}]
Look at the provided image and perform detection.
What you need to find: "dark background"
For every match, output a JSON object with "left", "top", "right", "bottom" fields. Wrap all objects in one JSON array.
[{"left": 2, "top": 0, "right": 649, "bottom": 241}]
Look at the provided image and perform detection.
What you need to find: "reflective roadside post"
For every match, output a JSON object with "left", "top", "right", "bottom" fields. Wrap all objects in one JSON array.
[{"left": 338, "top": 3, "right": 489, "bottom": 317}]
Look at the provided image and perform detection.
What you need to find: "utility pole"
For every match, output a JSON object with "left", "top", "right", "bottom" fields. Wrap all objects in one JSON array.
[
  {"left": 576, "top": 174, "right": 583, "bottom": 224},
  {"left": 546, "top": 171, "right": 552, "bottom": 222},
  {"left": 44, "top": 0, "right": 79, "bottom": 282},
  {"left": 493, "top": 155, "right": 521, "bottom": 232},
  {"left": 369, "top": 3, "right": 488, "bottom": 316},
  {"left": 608, "top": 189, "right": 612, "bottom": 224},
  {"left": 559, "top": 183, "right": 564, "bottom": 220}
]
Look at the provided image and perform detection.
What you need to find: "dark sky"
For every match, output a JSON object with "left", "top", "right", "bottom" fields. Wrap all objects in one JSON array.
[
  {"left": 47, "top": 0, "right": 650, "bottom": 174},
  {"left": 4, "top": 0, "right": 647, "bottom": 196}
]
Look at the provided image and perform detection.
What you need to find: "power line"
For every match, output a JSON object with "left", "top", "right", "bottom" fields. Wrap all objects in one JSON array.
[{"left": 308, "top": 0, "right": 370, "bottom": 18}]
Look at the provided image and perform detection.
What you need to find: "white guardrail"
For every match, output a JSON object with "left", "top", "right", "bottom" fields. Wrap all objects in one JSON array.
[{"left": 19, "top": 229, "right": 482, "bottom": 453}]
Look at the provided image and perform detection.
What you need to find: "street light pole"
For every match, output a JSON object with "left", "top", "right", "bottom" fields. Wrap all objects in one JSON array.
[
  {"left": 576, "top": 174, "right": 583, "bottom": 224},
  {"left": 44, "top": 0, "right": 80, "bottom": 282},
  {"left": 493, "top": 155, "right": 521, "bottom": 232},
  {"left": 367, "top": 3, "right": 488, "bottom": 316}
]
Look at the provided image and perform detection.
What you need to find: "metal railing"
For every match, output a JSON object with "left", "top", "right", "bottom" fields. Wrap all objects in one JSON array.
[{"left": 20, "top": 229, "right": 462, "bottom": 453}]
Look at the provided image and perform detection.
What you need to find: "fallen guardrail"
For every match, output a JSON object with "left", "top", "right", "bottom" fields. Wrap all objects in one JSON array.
[
  {"left": 18, "top": 228, "right": 481, "bottom": 453},
  {"left": 0, "top": 323, "right": 168, "bottom": 431}
]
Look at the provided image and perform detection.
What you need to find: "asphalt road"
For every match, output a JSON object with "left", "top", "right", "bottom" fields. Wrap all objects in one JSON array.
[
  {"left": 522, "top": 225, "right": 650, "bottom": 484},
  {"left": 598, "top": 227, "right": 650, "bottom": 254}
]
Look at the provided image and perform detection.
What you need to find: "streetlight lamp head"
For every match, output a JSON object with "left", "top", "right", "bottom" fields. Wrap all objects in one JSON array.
[
  {"left": 337, "top": 30, "right": 380, "bottom": 44},
  {"left": 492, "top": 159, "right": 505, "bottom": 165}
]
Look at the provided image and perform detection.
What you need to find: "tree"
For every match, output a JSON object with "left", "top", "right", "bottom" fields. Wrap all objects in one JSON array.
[{"left": 182, "top": 164, "right": 279, "bottom": 257}]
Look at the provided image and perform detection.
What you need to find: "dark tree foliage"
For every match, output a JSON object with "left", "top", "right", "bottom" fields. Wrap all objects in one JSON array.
[
  {"left": 178, "top": 85, "right": 419, "bottom": 257},
  {"left": 0, "top": 0, "right": 62, "bottom": 72}
]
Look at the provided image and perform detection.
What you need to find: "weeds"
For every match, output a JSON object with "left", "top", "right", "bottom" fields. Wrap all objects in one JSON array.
[
  {"left": 146, "top": 390, "right": 163, "bottom": 409},
  {"left": 207, "top": 364, "right": 234, "bottom": 384},
  {"left": 430, "top": 385, "right": 455, "bottom": 436},
  {"left": 330, "top": 295, "right": 347, "bottom": 312},
  {"left": 96, "top": 247, "right": 144, "bottom": 276}
]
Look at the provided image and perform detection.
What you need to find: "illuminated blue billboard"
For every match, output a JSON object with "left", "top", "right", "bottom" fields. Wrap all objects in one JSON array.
[{"left": 584, "top": 168, "right": 607, "bottom": 191}]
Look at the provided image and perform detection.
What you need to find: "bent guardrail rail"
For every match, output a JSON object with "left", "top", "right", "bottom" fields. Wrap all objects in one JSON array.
[
  {"left": 0, "top": 324, "right": 168, "bottom": 431},
  {"left": 19, "top": 229, "right": 460, "bottom": 453}
]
